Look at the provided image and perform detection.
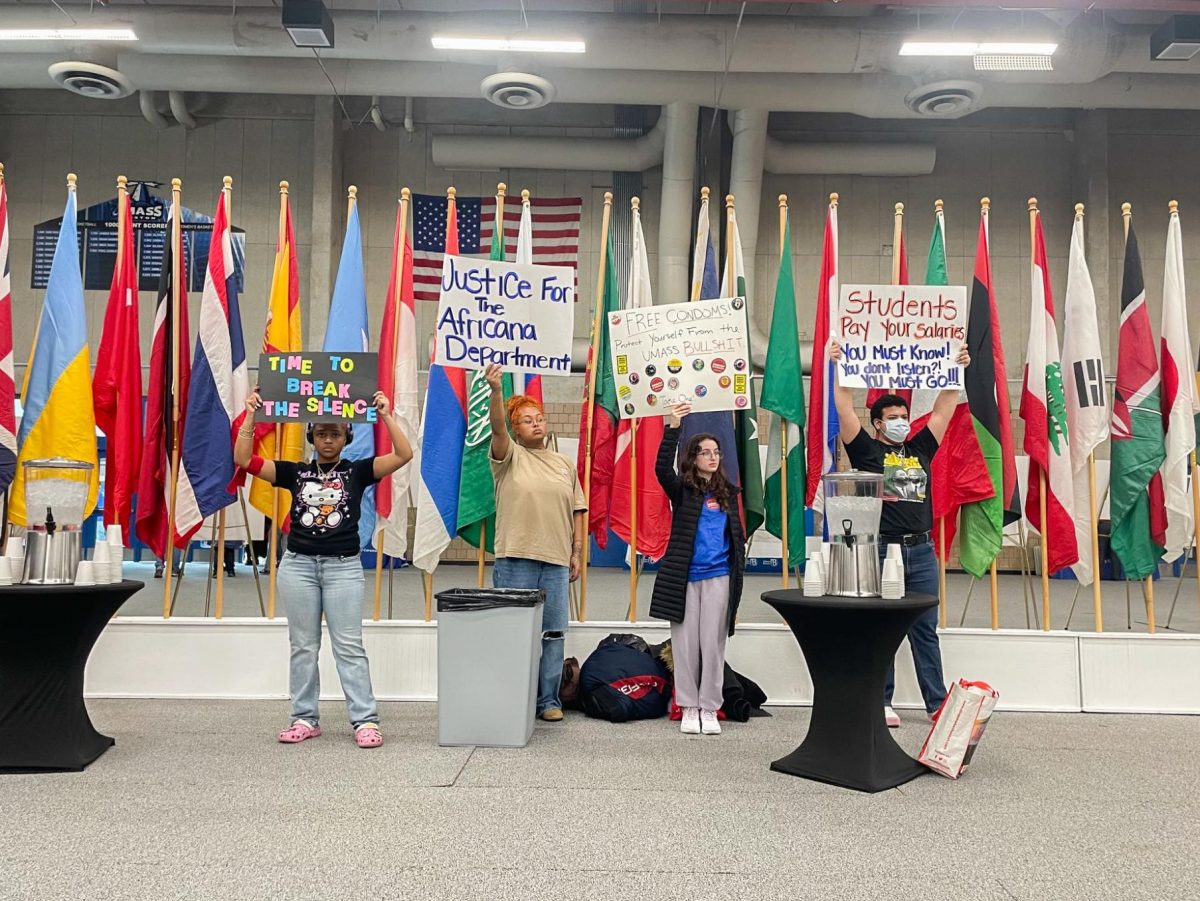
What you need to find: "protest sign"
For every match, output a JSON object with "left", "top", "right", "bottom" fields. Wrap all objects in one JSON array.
[
  {"left": 607, "top": 297, "right": 750, "bottom": 419},
  {"left": 836, "top": 284, "right": 968, "bottom": 390},
  {"left": 434, "top": 256, "right": 574, "bottom": 375},
  {"left": 257, "top": 351, "right": 379, "bottom": 423}
]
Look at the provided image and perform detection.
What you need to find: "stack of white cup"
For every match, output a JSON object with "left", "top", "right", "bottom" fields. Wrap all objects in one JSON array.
[
  {"left": 106, "top": 524, "right": 125, "bottom": 584},
  {"left": 803, "top": 548, "right": 826, "bottom": 597},
  {"left": 74, "top": 559, "right": 96, "bottom": 586},
  {"left": 0, "top": 556, "right": 13, "bottom": 586},
  {"left": 7, "top": 535, "right": 24, "bottom": 584},
  {"left": 881, "top": 544, "right": 905, "bottom": 599}
]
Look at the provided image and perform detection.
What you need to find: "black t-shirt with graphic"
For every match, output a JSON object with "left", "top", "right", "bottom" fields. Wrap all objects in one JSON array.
[
  {"left": 271, "top": 457, "right": 378, "bottom": 556},
  {"left": 844, "top": 427, "right": 939, "bottom": 537}
]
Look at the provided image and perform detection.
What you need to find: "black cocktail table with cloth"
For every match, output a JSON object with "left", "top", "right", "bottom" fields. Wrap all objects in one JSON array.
[
  {"left": 0, "top": 580, "right": 143, "bottom": 773},
  {"left": 761, "top": 589, "right": 937, "bottom": 793}
]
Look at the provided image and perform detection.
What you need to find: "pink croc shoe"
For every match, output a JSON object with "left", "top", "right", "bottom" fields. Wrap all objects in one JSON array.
[
  {"left": 278, "top": 720, "right": 321, "bottom": 744},
  {"left": 354, "top": 724, "right": 384, "bottom": 749}
]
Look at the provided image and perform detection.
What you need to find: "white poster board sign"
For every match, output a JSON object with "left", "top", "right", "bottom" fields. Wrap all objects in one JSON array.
[
  {"left": 836, "top": 283, "right": 968, "bottom": 390},
  {"left": 434, "top": 256, "right": 574, "bottom": 375},
  {"left": 607, "top": 297, "right": 751, "bottom": 419}
]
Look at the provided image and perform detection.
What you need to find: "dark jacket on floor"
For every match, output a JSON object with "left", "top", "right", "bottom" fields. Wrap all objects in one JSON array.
[{"left": 649, "top": 425, "right": 746, "bottom": 635}]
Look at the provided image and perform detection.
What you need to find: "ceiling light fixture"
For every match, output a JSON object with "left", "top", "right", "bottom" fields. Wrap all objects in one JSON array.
[
  {"left": 432, "top": 36, "right": 585, "bottom": 54},
  {"left": 0, "top": 28, "right": 138, "bottom": 41},
  {"left": 900, "top": 41, "right": 1056, "bottom": 57}
]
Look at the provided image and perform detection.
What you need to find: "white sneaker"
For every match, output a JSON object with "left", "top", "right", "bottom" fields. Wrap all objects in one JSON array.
[
  {"left": 700, "top": 709, "right": 721, "bottom": 735},
  {"left": 884, "top": 706, "right": 901, "bottom": 728},
  {"left": 681, "top": 707, "right": 701, "bottom": 734}
]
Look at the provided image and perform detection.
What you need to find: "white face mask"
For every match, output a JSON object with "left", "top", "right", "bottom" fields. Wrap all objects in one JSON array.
[{"left": 881, "top": 418, "right": 909, "bottom": 443}]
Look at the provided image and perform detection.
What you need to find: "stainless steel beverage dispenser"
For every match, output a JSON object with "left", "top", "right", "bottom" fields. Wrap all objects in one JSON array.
[
  {"left": 822, "top": 471, "right": 884, "bottom": 598},
  {"left": 20, "top": 458, "right": 92, "bottom": 584}
]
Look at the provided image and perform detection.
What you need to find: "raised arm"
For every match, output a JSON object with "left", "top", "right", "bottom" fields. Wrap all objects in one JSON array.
[
  {"left": 656, "top": 403, "right": 689, "bottom": 503},
  {"left": 484, "top": 363, "right": 510, "bottom": 461},
  {"left": 828, "top": 340, "right": 863, "bottom": 444},
  {"left": 371, "top": 392, "right": 415, "bottom": 479},
  {"left": 925, "top": 344, "right": 971, "bottom": 444},
  {"left": 235, "top": 391, "right": 276, "bottom": 484}
]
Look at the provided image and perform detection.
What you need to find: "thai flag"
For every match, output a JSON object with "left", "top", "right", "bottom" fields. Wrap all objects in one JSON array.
[
  {"left": 0, "top": 174, "right": 14, "bottom": 492},
  {"left": 177, "top": 189, "right": 248, "bottom": 542},
  {"left": 322, "top": 199, "right": 375, "bottom": 548},
  {"left": 412, "top": 195, "right": 468, "bottom": 573}
]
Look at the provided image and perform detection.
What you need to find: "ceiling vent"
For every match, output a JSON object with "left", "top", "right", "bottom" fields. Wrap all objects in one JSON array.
[
  {"left": 480, "top": 72, "right": 555, "bottom": 110},
  {"left": 48, "top": 61, "right": 134, "bottom": 99},
  {"left": 904, "top": 81, "right": 981, "bottom": 118}
]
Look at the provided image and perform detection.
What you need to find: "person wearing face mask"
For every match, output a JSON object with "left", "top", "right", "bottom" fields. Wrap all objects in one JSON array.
[
  {"left": 485, "top": 363, "right": 587, "bottom": 723},
  {"left": 828, "top": 340, "right": 970, "bottom": 728}
]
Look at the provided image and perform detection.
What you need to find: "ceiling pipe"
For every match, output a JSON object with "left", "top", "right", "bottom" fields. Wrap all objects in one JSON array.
[
  {"left": 138, "top": 90, "right": 169, "bottom": 129},
  {"left": 728, "top": 110, "right": 771, "bottom": 367},
  {"left": 167, "top": 90, "right": 195, "bottom": 129},
  {"left": 432, "top": 111, "right": 666, "bottom": 171},
  {"left": 404, "top": 96, "right": 415, "bottom": 134},
  {"left": 764, "top": 139, "right": 936, "bottom": 176},
  {"left": 658, "top": 102, "right": 698, "bottom": 310},
  {"left": 369, "top": 96, "right": 386, "bottom": 132}
]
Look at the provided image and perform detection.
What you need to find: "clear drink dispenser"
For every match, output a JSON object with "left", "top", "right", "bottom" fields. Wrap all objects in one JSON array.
[
  {"left": 822, "top": 471, "right": 884, "bottom": 598},
  {"left": 21, "top": 458, "right": 93, "bottom": 584}
]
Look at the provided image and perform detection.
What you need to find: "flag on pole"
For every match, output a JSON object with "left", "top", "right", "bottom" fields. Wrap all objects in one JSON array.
[
  {"left": 177, "top": 189, "right": 248, "bottom": 543},
  {"left": 249, "top": 195, "right": 305, "bottom": 521},
  {"left": 1061, "top": 211, "right": 1109, "bottom": 584},
  {"left": 957, "top": 205, "right": 1020, "bottom": 577},
  {"left": 678, "top": 195, "right": 744, "bottom": 500},
  {"left": 1020, "top": 208, "right": 1078, "bottom": 574},
  {"left": 1110, "top": 220, "right": 1167, "bottom": 579},
  {"left": 806, "top": 197, "right": 840, "bottom": 509},
  {"left": 867, "top": 217, "right": 911, "bottom": 408},
  {"left": 135, "top": 223, "right": 190, "bottom": 559},
  {"left": 1159, "top": 206, "right": 1196, "bottom": 563},
  {"left": 610, "top": 201, "right": 672, "bottom": 560},
  {"left": 12, "top": 183, "right": 99, "bottom": 526},
  {"left": 92, "top": 188, "right": 143, "bottom": 537},
  {"left": 761, "top": 212, "right": 806, "bottom": 568},
  {"left": 457, "top": 194, "right": 509, "bottom": 553},
  {"left": 373, "top": 201, "right": 418, "bottom": 558},
  {"left": 322, "top": 196, "right": 375, "bottom": 548},
  {"left": 726, "top": 206, "right": 765, "bottom": 537},
  {"left": 413, "top": 195, "right": 468, "bottom": 574},
  {"left": 0, "top": 170, "right": 17, "bottom": 492},
  {"left": 511, "top": 196, "right": 543, "bottom": 402},
  {"left": 909, "top": 210, "right": 948, "bottom": 433},
  {"left": 576, "top": 222, "right": 621, "bottom": 548}
]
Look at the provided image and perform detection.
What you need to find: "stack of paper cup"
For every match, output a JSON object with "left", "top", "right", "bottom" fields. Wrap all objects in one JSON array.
[
  {"left": 881, "top": 556, "right": 906, "bottom": 599},
  {"left": 0, "top": 556, "right": 12, "bottom": 586},
  {"left": 8, "top": 536, "right": 24, "bottom": 584},
  {"left": 91, "top": 540, "right": 112, "bottom": 584},
  {"left": 75, "top": 560, "right": 96, "bottom": 586},
  {"left": 106, "top": 525, "right": 124, "bottom": 583},
  {"left": 803, "top": 550, "right": 826, "bottom": 597}
]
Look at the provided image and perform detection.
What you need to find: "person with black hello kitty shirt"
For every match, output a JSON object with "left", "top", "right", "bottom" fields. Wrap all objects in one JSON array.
[{"left": 235, "top": 389, "right": 413, "bottom": 749}]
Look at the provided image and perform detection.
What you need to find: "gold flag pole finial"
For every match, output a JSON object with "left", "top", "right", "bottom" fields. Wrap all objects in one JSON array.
[
  {"left": 778, "top": 193, "right": 788, "bottom": 208},
  {"left": 981, "top": 196, "right": 991, "bottom": 212},
  {"left": 68, "top": 173, "right": 78, "bottom": 190},
  {"left": 829, "top": 192, "right": 839, "bottom": 206},
  {"left": 401, "top": 186, "right": 411, "bottom": 202},
  {"left": 1028, "top": 197, "right": 1039, "bottom": 212},
  {"left": 348, "top": 185, "right": 358, "bottom": 201},
  {"left": 496, "top": 182, "right": 506, "bottom": 197},
  {"left": 934, "top": 198, "right": 944, "bottom": 213},
  {"left": 1169, "top": 199, "right": 1180, "bottom": 214},
  {"left": 117, "top": 174, "right": 128, "bottom": 190},
  {"left": 700, "top": 186, "right": 710, "bottom": 202},
  {"left": 725, "top": 193, "right": 735, "bottom": 209},
  {"left": 895, "top": 201, "right": 904, "bottom": 215},
  {"left": 521, "top": 189, "right": 530, "bottom": 203},
  {"left": 447, "top": 186, "right": 457, "bottom": 199},
  {"left": 279, "top": 180, "right": 289, "bottom": 195},
  {"left": 223, "top": 175, "right": 233, "bottom": 191},
  {"left": 0, "top": 162, "right": 5, "bottom": 181},
  {"left": 1075, "top": 202, "right": 1085, "bottom": 217},
  {"left": 631, "top": 196, "right": 640, "bottom": 212}
]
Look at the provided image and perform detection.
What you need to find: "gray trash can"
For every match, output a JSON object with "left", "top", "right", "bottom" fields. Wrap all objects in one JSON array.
[{"left": 436, "top": 587, "right": 544, "bottom": 748}]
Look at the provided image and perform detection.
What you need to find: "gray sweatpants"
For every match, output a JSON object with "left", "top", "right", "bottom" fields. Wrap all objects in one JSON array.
[{"left": 670, "top": 575, "right": 730, "bottom": 712}]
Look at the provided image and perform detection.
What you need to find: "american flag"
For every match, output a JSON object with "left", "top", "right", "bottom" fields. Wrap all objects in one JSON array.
[{"left": 412, "top": 192, "right": 581, "bottom": 302}]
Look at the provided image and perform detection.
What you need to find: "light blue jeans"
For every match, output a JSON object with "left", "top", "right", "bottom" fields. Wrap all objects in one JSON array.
[
  {"left": 279, "top": 550, "right": 379, "bottom": 729},
  {"left": 493, "top": 557, "right": 569, "bottom": 714}
]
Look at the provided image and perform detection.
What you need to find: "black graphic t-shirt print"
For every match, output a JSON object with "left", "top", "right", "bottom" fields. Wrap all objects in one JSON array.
[{"left": 272, "top": 457, "right": 378, "bottom": 556}]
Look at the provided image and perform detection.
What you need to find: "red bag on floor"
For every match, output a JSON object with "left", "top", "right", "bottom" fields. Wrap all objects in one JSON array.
[{"left": 918, "top": 679, "right": 998, "bottom": 779}]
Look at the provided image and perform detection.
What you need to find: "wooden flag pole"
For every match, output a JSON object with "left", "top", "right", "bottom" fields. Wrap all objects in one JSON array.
[
  {"left": 933, "top": 200, "right": 949, "bottom": 627},
  {"left": 424, "top": 570, "right": 433, "bottom": 622},
  {"left": 579, "top": 191, "right": 614, "bottom": 623},
  {"left": 1121, "top": 202, "right": 1156, "bottom": 634},
  {"left": 162, "top": 176, "right": 183, "bottom": 619},
  {"left": 266, "top": 181, "right": 289, "bottom": 620},
  {"left": 777, "top": 194, "right": 790, "bottom": 589},
  {"left": 627, "top": 195, "right": 641, "bottom": 623},
  {"left": 891, "top": 202, "right": 904, "bottom": 285},
  {"left": 373, "top": 188, "right": 410, "bottom": 620},
  {"left": 1029, "top": 198, "right": 1052, "bottom": 632}
]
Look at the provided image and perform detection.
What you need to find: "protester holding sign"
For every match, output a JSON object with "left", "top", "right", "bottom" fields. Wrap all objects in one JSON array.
[
  {"left": 485, "top": 363, "right": 587, "bottom": 723},
  {"left": 829, "top": 339, "right": 969, "bottom": 729},
  {"left": 235, "top": 389, "right": 413, "bottom": 748},
  {"left": 650, "top": 403, "right": 746, "bottom": 736}
]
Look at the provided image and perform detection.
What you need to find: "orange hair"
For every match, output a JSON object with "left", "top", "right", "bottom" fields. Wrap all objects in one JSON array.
[{"left": 506, "top": 394, "right": 544, "bottom": 427}]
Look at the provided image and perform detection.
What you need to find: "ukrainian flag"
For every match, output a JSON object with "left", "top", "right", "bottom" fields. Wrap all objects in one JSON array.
[{"left": 11, "top": 180, "right": 99, "bottom": 526}]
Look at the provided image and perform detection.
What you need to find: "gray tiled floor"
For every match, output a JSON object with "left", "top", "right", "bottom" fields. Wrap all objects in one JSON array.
[{"left": 3, "top": 701, "right": 1197, "bottom": 900}]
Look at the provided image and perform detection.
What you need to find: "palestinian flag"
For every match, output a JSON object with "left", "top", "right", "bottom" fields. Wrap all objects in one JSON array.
[
  {"left": 1020, "top": 206, "right": 1078, "bottom": 575},
  {"left": 1110, "top": 220, "right": 1167, "bottom": 579},
  {"left": 956, "top": 206, "right": 1020, "bottom": 577}
]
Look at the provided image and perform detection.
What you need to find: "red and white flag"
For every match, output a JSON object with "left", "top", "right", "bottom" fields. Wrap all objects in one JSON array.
[
  {"left": 609, "top": 201, "right": 671, "bottom": 560},
  {"left": 1159, "top": 205, "right": 1197, "bottom": 562},
  {"left": 0, "top": 170, "right": 15, "bottom": 492},
  {"left": 510, "top": 196, "right": 543, "bottom": 403},
  {"left": 1020, "top": 208, "right": 1078, "bottom": 573},
  {"left": 806, "top": 197, "right": 839, "bottom": 510}
]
